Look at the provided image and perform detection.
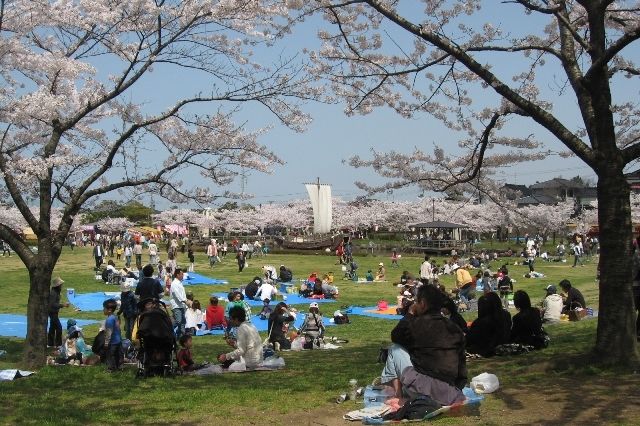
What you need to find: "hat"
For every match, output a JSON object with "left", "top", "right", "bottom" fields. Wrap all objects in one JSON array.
[
  {"left": 546, "top": 284, "right": 557, "bottom": 294},
  {"left": 52, "top": 277, "right": 64, "bottom": 287},
  {"left": 333, "top": 310, "right": 344, "bottom": 317},
  {"left": 120, "top": 281, "right": 132, "bottom": 292},
  {"left": 254, "top": 278, "right": 261, "bottom": 285},
  {"left": 309, "top": 302, "right": 319, "bottom": 309},
  {"left": 379, "top": 262, "right": 384, "bottom": 266},
  {"left": 66, "top": 319, "right": 77, "bottom": 331},
  {"left": 451, "top": 263, "right": 460, "bottom": 271}
]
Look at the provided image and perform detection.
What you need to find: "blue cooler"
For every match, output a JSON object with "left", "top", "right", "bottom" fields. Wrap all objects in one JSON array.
[{"left": 363, "top": 385, "right": 395, "bottom": 407}]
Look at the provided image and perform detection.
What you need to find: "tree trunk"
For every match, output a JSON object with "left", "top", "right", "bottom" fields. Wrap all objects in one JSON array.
[
  {"left": 594, "top": 171, "right": 640, "bottom": 366},
  {"left": 23, "top": 263, "right": 54, "bottom": 368}
]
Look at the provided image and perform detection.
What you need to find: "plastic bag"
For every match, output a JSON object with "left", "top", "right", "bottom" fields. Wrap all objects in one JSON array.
[
  {"left": 228, "top": 357, "right": 246, "bottom": 372},
  {"left": 470, "top": 372, "right": 499, "bottom": 394},
  {"left": 291, "top": 336, "right": 305, "bottom": 351},
  {"left": 261, "top": 356, "right": 285, "bottom": 369}
]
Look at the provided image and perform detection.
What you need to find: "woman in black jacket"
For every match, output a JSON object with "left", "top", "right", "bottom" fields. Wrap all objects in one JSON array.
[
  {"left": 268, "top": 302, "right": 295, "bottom": 350},
  {"left": 511, "top": 290, "right": 544, "bottom": 347},
  {"left": 466, "top": 292, "right": 511, "bottom": 357}
]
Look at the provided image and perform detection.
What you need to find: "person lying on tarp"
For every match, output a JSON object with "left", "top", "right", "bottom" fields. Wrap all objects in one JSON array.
[{"left": 379, "top": 285, "right": 467, "bottom": 406}]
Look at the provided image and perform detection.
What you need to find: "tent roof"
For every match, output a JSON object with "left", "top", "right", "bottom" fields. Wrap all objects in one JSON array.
[{"left": 409, "top": 221, "right": 467, "bottom": 229}]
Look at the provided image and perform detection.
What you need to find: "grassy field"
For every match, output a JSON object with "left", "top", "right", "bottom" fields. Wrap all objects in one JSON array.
[{"left": 0, "top": 247, "right": 638, "bottom": 425}]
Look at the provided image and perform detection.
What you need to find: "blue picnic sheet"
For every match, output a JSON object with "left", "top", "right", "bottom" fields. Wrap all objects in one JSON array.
[
  {"left": 347, "top": 306, "right": 403, "bottom": 320},
  {"left": 211, "top": 292, "right": 337, "bottom": 307},
  {"left": 67, "top": 291, "right": 122, "bottom": 311},
  {"left": 183, "top": 272, "right": 228, "bottom": 286},
  {"left": 0, "top": 314, "right": 98, "bottom": 338},
  {"left": 195, "top": 314, "right": 335, "bottom": 336}
]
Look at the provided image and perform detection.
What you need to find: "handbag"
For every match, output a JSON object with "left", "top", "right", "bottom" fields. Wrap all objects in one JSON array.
[{"left": 568, "top": 308, "right": 587, "bottom": 321}]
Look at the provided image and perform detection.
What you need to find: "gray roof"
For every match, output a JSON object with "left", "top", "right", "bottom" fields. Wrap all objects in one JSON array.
[
  {"left": 530, "top": 178, "right": 583, "bottom": 189},
  {"left": 410, "top": 220, "right": 467, "bottom": 229},
  {"left": 516, "top": 194, "right": 557, "bottom": 205}
]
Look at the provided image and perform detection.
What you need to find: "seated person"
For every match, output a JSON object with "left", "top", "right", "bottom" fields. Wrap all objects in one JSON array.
[
  {"left": 177, "top": 334, "right": 207, "bottom": 372},
  {"left": 244, "top": 277, "right": 262, "bottom": 300},
  {"left": 326, "top": 272, "right": 334, "bottom": 284},
  {"left": 541, "top": 285, "right": 563, "bottom": 324},
  {"left": 380, "top": 285, "right": 466, "bottom": 406},
  {"left": 258, "top": 299, "right": 273, "bottom": 320},
  {"left": 510, "top": 290, "right": 544, "bottom": 348},
  {"left": 218, "top": 306, "right": 263, "bottom": 369},
  {"left": 267, "top": 302, "right": 296, "bottom": 350},
  {"left": 469, "top": 256, "right": 481, "bottom": 268},
  {"left": 312, "top": 278, "right": 324, "bottom": 297},
  {"left": 454, "top": 264, "right": 475, "bottom": 301},
  {"left": 476, "top": 270, "right": 493, "bottom": 294},
  {"left": 262, "top": 265, "right": 277, "bottom": 281},
  {"left": 365, "top": 270, "right": 374, "bottom": 282},
  {"left": 321, "top": 278, "right": 338, "bottom": 299},
  {"left": 398, "top": 270, "right": 413, "bottom": 285},
  {"left": 559, "top": 279, "right": 586, "bottom": 313},
  {"left": 298, "top": 281, "right": 313, "bottom": 298},
  {"left": 278, "top": 265, "right": 293, "bottom": 282},
  {"left": 466, "top": 292, "right": 512, "bottom": 357},
  {"left": 205, "top": 296, "right": 227, "bottom": 330},
  {"left": 255, "top": 280, "right": 277, "bottom": 302}
]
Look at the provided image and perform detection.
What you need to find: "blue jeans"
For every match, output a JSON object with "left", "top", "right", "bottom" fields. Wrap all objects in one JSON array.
[
  {"left": 173, "top": 308, "right": 186, "bottom": 339},
  {"left": 380, "top": 344, "right": 413, "bottom": 384}
]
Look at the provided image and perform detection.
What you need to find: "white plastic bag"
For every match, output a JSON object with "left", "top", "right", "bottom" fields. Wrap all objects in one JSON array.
[
  {"left": 261, "top": 356, "right": 285, "bottom": 368},
  {"left": 228, "top": 357, "right": 246, "bottom": 372},
  {"left": 290, "top": 336, "right": 305, "bottom": 351},
  {"left": 471, "top": 372, "right": 499, "bottom": 394}
]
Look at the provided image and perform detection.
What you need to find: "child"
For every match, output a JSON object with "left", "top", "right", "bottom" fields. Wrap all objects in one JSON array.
[
  {"left": 188, "top": 244, "right": 195, "bottom": 272},
  {"left": 391, "top": 250, "right": 399, "bottom": 268},
  {"left": 365, "top": 270, "right": 374, "bottom": 282},
  {"left": 177, "top": 334, "right": 207, "bottom": 372},
  {"left": 116, "top": 245, "right": 124, "bottom": 261},
  {"left": 116, "top": 282, "right": 138, "bottom": 340},
  {"left": 185, "top": 299, "right": 203, "bottom": 335},
  {"left": 205, "top": 296, "right": 227, "bottom": 330},
  {"left": 299, "top": 302, "right": 325, "bottom": 349},
  {"left": 259, "top": 299, "right": 273, "bottom": 320},
  {"left": 102, "top": 298, "right": 122, "bottom": 372}
]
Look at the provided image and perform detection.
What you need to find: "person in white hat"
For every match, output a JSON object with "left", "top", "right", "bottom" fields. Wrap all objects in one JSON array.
[
  {"left": 117, "top": 281, "right": 137, "bottom": 340},
  {"left": 376, "top": 262, "right": 386, "bottom": 281},
  {"left": 48, "top": 277, "right": 69, "bottom": 347},
  {"left": 299, "top": 302, "right": 325, "bottom": 347}
]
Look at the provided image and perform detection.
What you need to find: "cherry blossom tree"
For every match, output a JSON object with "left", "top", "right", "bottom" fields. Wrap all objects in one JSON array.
[
  {"left": 0, "top": 0, "right": 314, "bottom": 366},
  {"left": 95, "top": 217, "right": 134, "bottom": 234},
  {"left": 306, "top": 0, "right": 640, "bottom": 365}
]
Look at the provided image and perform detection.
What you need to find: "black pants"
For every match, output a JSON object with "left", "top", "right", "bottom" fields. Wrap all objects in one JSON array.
[
  {"left": 95, "top": 256, "right": 103, "bottom": 269},
  {"left": 47, "top": 312, "right": 62, "bottom": 347},
  {"left": 106, "top": 343, "right": 122, "bottom": 371}
]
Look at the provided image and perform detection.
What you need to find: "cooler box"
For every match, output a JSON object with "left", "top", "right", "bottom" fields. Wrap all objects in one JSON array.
[{"left": 363, "top": 385, "right": 395, "bottom": 408}]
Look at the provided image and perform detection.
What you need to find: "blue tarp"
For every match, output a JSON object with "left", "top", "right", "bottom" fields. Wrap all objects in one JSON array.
[
  {"left": 0, "top": 314, "right": 98, "bottom": 338},
  {"left": 347, "top": 306, "right": 403, "bottom": 320},
  {"left": 68, "top": 291, "right": 121, "bottom": 311},
  {"left": 211, "top": 292, "right": 337, "bottom": 307},
  {"left": 183, "top": 272, "right": 228, "bottom": 286},
  {"left": 195, "top": 313, "right": 335, "bottom": 336}
]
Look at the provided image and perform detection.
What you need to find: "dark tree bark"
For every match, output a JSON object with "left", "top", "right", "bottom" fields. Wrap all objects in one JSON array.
[{"left": 595, "top": 170, "right": 639, "bottom": 365}]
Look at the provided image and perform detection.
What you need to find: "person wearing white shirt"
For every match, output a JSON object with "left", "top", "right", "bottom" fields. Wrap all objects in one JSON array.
[
  {"left": 148, "top": 240, "right": 158, "bottom": 265},
  {"left": 542, "top": 285, "right": 563, "bottom": 324},
  {"left": 170, "top": 268, "right": 190, "bottom": 339},
  {"left": 255, "top": 281, "right": 277, "bottom": 302},
  {"left": 218, "top": 306, "right": 263, "bottom": 370},
  {"left": 419, "top": 255, "right": 433, "bottom": 283}
]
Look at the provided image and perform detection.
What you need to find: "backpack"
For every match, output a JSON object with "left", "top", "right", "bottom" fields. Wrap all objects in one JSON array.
[
  {"left": 334, "top": 313, "right": 350, "bottom": 324},
  {"left": 91, "top": 330, "right": 105, "bottom": 356},
  {"left": 384, "top": 395, "right": 442, "bottom": 421}
]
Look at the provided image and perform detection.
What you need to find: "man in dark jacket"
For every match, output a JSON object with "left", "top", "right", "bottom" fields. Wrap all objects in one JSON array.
[
  {"left": 244, "top": 277, "right": 261, "bottom": 300},
  {"left": 48, "top": 277, "right": 69, "bottom": 347},
  {"left": 380, "top": 285, "right": 466, "bottom": 406},
  {"left": 559, "top": 279, "right": 586, "bottom": 313},
  {"left": 134, "top": 264, "right": 164, "bottom": 302}
]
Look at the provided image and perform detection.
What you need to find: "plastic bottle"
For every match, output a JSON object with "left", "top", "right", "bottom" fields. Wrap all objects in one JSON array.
[{"left": 348, "top": 378, "right": 358, "bottom": 401}]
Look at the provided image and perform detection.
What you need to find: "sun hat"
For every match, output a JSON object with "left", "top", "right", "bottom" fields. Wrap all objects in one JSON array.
[
  {"left": 379, "top": 262, "right": 384, "bottom": 266},
  {"left": 333, "top": 310, "right": 344, "bottom": 317},
  {"left": 309, "top": 302, "right": 319, "bottom": 309},
  {"left": 52, "top": 277, "right": 64, "bottom": 287}
]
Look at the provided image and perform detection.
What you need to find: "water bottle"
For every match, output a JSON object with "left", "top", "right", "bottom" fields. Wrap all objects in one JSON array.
[{"left": 348, "top": 378, "right": 358, "bottom": 401}]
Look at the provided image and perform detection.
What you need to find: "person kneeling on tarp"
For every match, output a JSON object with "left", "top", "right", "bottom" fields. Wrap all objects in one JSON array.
[{"left": 380, "top": 285, "right": 467, "bottom": 406}]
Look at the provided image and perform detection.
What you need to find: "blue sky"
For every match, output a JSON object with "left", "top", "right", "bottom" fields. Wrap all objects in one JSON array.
[{"left": 119, "top": 3, "right": 626, "bottom": 208}]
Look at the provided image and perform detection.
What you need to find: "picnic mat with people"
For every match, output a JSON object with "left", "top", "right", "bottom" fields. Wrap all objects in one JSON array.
[
  {"left": 195, "top": 313, "right": 336, "bottom": 335},
  {"left": 347, "top": 306, "right": 403, "bottom": 320},
  {"left": 0, "top": 314, "right": 98, "bottom": 338},
  {"left": 210, "top": 293, "right": 337, "bottom": 307}
]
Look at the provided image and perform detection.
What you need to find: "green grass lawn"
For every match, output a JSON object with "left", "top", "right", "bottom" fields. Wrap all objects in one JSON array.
[{"left": 0, "top": 248, "right": 637, "bottom": 425}]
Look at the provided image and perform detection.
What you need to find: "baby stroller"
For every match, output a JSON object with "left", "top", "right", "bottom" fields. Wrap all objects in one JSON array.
[
  {"left": 343, "top": 261, "right": 358, "bottom": 281},
  {"left": 136, "top": 304, "right": 178, "bottom": 377}
]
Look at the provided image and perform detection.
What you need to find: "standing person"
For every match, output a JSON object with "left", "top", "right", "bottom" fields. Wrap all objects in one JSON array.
[
  {"left": 116, "top": 282, "right": 137, "bottom": 340},
  {"left": 379, "top": 285, "right": 466, "bottom": 404},
  {"left": 124, "top": 244, "right": 132, "bottom": 268},
  {"left": 420, "top": 255, "right": 434, "bottom": 284},
  {"left": 221, "top": 241, "right": 228, "bottom": 258},
  {"left": 102, "top": 299, "right": 122, "bottom": 372},
  {"left": 93, "top": 243, "right": 104, "bottom": 269},
  {"left": 170, "top": 268, "right": 190, "bottom": 339},
  {"left": 187, "top": 243, "right": 195, "bottom": 272},
  {"left": 390, "top": 250, "right": 400, "bottom": 268},
  {"left": 48, "top": 277, "right": 69, "bottom": 347},
  {"left": 148, "top": 239, "right": 158, "bottom": 266},
  {"left": 572, "top": 240, "right": 584, "bottom": 267},
  {"left": 134, "top": 264, "right": 164, "bottom": 302},
  {"left": 133, "top": 240, "right": 143, "bottom": 270},
  {"left": 236, "top": 249, "right": 246, "bottom": 272},
  {"left": 206, "top": 239, "right": 218, "bottom": 268}
]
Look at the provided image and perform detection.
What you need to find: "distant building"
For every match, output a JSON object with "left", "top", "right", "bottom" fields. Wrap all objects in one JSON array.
[
  {"left": 501, "top": 177, "right": 596, "bottom": 208},
  {"left": 625, "top": 170, "right": 640, "bottom": 194}
]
